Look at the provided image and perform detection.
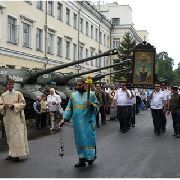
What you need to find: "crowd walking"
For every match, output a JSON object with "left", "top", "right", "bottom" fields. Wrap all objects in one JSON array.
[{"left": 0, "top": 76, "right": 180, "bottom": 167}]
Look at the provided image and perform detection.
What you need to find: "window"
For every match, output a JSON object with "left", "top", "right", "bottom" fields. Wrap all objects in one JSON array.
[
  {"left": 57, "top": 2, "right": 63, "bottom": 21},
  {"left": 79, "top": 46, "right": 83, "bottom": 60},
  {"left": 66, "top": 8, "right": 70, "bottom": 25},
  {"left": 104, "top": 34, "right": 106, "bottom": 46},
  {"left": 73, "top": 43, "right": 77, "bottom": 61},
  {"left": 23, "top": 23, "right": 31, "bottom": 48},
  {"left": 91, "top": 25, "right": 93, "bottom": 39},
  {"left": 65, "top": 41, "right": 70, "bottom": 59},
  {"left": 86, "top": 21, "right": 89, "bottom": 36},
  {"left": 57, "top": 37, "right": 63, "bottom": 56},
  {"left": 112, "top": 18, "right": 120, "bottom": 26},
  {"left": 107, "top": 36, "right": 110, "bottom": 48},
  {"left": 47, "top": 31, "right": 54, "bottom": 54},
  {"left": 95, "top": 28, "right": 98, "bottom": 41},
  {"left": 6, "top": 64, "right": 15, "bottom": 69},
  {"left": 80, "top": 18, "right": 83, "bottom": 33},
  {"left": 105, "top": 57, "right": 109, "bottom": 66},
  {"left": 73, "top": 13, "right": 77, "bottom": 29},
  {"left": 48, "top": 1, "right": 54, "bottom": 16},
  {"left": 90, "top": 50, "right": 94, "bottom": 66},
  {"left": 96, "top": 53, "right": 99, "bottom": 68},
  {"left": 25, "top": 1, "right": 32, "bottom": 4},
  {"left": 113, "top": 38, "right": 120, "bottom": 48},
  {"left": 36, "top": 28, "right": 43, "bottom": 51},
  {"left": 99, "top": 31, "right": 102, "bottom": 44},
  {"left": 8, "top": 16, "right": 19, "bottom": 44},
  {"left": 86, "top": 48, "right": 89, "bottom": 65},
  {"left": 36, "top": 1, "right": 43, "bottom": 10}
]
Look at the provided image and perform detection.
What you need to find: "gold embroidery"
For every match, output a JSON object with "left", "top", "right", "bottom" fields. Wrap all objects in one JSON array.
[
  {"left": 78, "top": 146, "right": 96, "bottom": 150},
  {"left": 73, "top": 105, "right": 86, "bottom": 109}
]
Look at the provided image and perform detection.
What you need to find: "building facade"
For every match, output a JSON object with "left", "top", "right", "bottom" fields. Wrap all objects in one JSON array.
[{"left": 0, "top": 1, "right": 148, "bottom": 84}]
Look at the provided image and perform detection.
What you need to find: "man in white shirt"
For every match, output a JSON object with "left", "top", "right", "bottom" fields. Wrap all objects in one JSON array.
[
  {"left": 150, "top": 83, "right": 167, "bottom": 136},
  {"left": 111, "top": 82, "right": 132, "bottom": 133},
  {"left": 47, "top": 88, "right": 62, "bottom": 131},
  {"left": 160, "top": 82, "right": 171, "bottom": 133}
]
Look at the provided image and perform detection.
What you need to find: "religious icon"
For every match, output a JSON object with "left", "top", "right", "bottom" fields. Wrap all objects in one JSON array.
[{"left": 133, "top": 51, "right": 155, "bottom": 85}]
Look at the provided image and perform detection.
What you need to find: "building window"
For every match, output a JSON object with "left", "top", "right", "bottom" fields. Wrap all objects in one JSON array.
[
  {"left": 90, "top": 50, "right": 94, "bottom": 66},
  {"left": 91, "top": 25, "right": 93, "bottom": 39},
  {"left": 105, "top": 57, "right": 109, "bottom": 66},
  {"left": 113, "top": 38, "right": 120, "bottom": 48},
  {"left": 57, "top": 36, "right": 63, "bottom": 56},
  {"left": 36, "top": 28, "right": 43, "bottom": 51},
  {"left": 73, "top": 13, "right": 77, "bottom": 29},
  {"left": 73, "top": 43, "right": 77, "bottom": 61},
  {"left": 86, "top": 21, "right": 89, "bottom": 36},
  {"left": 99, "top": 31, "right": 102, "bottom": 44},
  {"left": 96, "top": 53, "right": 99, "bottom": 68},
  {"left": 107, "top": 36, "right": 110, "bottom": 48},
  {"left": 23, "top": 22, "right": 31, "bottom": 48},
  {"left": 86, "top": 48, "right": 89, "bottom": 65},
  {"left": 95, "top": 28, "right": 98, "bottom": 41},
  {"left": 65, "top": 41, "right": 70, "bottom": 59},
  {"left": 47, "top": 31, "right": 54, "bottom": 54},
  {"left": 79, "top": 46, "right": 83, "bottom": 60},
  {"left": 66, "top": 8, "right": 70, "bottom": 25},
  {"left": 80, "top": 18, "right": 83, "bottom": 33},
  {"left": 36, "top": 1, "right": 43, "bottom": 10},
  {"left": 112, "top": 18, "right": 120, "bottom": 26},
  {"left": 57, "top": 2, "right": 63, "bottom": 21},
  {"left": 48, "top": 1, "right": 54, "bottom": 16},
  {"left": 6, "top": 64, "right": 15, "bottom": 69},
  {"left": 8, "top": 16, "right": 19, "bottom": 44},
  {"left": 104, "top": 34, "right": 106, "bottom": 46}
]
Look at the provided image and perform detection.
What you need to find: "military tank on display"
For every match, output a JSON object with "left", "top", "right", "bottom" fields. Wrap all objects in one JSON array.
[
  {"left": 0, "top": 48, "right": 118, "bottom": 118},
  {"left": 92, "top": 68, "right": 131, "bottom": 82}
]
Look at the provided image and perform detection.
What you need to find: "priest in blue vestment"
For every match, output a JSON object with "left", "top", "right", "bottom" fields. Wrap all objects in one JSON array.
[{"left": 60, "top": 78, "right": 99, "bottom": 168}]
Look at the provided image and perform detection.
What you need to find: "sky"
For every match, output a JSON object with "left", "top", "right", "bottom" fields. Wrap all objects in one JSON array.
[{"left": 92, "top": 0, "right": 180, "bottom": 69}]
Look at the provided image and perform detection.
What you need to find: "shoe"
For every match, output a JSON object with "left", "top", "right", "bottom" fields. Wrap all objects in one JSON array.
[
  {"left": 49, "top": 128, "right": 54, "bottom": 131},
  {"left": 176, "top": 134, "right": 180, "bottom": 138},
  {"left": 5, "top": 156, "right": 12, "bottom": 160},
  {"left": 96, "top": 124, "right": 100, "bottom": 128},
  {"left": 156, "top": 132, "right": 160, "bottom": 136},
  {"left": 101, "top": 122, "right": 106, "bottom": 125},
  {"left": 13, "top": 157, "right": 20, "bottom": 161},
  {"left": 173, "top": 133, "right": 177, "bottom": 136},
  {"left": 162, "top": 129, "right": 166, "bottom": 133},
  {"left": 132, "top": 124, "right": 135, "bottom": 127},
  {"left": 74, "top": 161, "right": 86, "bottom": 168},
  {"left": 88, "top": 160, "right": 93, "bottom": 166}
]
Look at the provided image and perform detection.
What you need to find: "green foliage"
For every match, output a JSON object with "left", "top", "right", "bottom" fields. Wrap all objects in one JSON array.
[
  {"left": 156, "top": 52, "right": 180, "bottom": 85},
  {"left": 114, "top": 32, "right": 136, "bottom": 82}
]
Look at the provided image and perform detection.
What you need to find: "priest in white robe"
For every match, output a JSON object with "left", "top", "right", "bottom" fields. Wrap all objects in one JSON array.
[{"left": 0, "top": 79, "right": 29, "bottom": 161}]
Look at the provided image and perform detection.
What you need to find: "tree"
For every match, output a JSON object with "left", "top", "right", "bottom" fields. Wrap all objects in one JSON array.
[
  {"left": 113, "top": 32, "right": 136, "bottom": 82},
  {"left": 156, "top": 52, "right": 175, "bottom": 84}
]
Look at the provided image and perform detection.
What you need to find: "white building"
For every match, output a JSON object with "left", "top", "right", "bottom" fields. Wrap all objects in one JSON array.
[{"left": 0, "top": 1, "right": 148, "bottom": 84}]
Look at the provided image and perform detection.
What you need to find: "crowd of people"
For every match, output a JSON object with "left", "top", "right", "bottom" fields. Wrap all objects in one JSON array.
[{"left": 0, "top": 77, "right": 180, "bottom": 168}]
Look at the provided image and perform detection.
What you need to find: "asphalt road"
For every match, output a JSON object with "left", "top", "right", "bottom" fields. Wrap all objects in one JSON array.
[{"left": 0, "top": 110, "right": 180, "bottom": 178}]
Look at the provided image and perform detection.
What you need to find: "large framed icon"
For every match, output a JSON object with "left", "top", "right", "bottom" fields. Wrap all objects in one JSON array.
[{"left": 132, "top": 42, "right": 156, "bottom": 86}]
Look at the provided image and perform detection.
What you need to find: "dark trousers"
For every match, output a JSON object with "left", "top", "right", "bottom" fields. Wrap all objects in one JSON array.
[
  {"left": 161, "top": 108, "right": 167, "bottom": 130},
  {"left": 41, "top": 112, "right": 47, "bottom": 127},
  {"left": 96, "top": 106, "right": 106, "bottom": 125},
  {"left": 35, "top": 114, "right": 41, "bottom": 128},
  {"left": 117, "top": 106, "right": 129, "bottom": 130},
  {"left": 172, "top": 112, "right": 180, "bottom": 134},
  {"left": 151, "top": 108, "right": 164, "bottom": 133},
  {"left": 131, "top": 104, "right": 136, "bottom": 125},
  {"left": 127, "top": 105, "right": 132, "bottom": 127}
]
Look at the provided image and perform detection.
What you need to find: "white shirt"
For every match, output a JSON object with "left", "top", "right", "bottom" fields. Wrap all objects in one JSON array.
[
  {"left": 161, "top": 89, "right": 171, "bottom": 101},
  {"left": 47, "top": 93, "right": 62, "bottom": 112},
  {"left": 150, "top": 91, "right": 166, "bottom": 109},
  {"left": 114, "top": 89, "right": 132, "bottom": 106},
  {"left": 131, "top": 90, "right": 136, "bottom": 104}
]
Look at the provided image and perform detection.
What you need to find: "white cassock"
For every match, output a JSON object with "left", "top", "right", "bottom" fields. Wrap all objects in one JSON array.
[{"left": 0, "top": 90, "right": 29, "bottom": 157}]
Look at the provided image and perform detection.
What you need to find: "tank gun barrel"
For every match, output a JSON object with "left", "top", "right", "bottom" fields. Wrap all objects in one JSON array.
[
  {"left": 25, "top": 48, "right": 118, "bottom": 84},
  {"left": 64, "top": 60, "right": 130, "bottom": 81},
  {"left": 93, "top": 68, "right": 131, "bottom": 82}
]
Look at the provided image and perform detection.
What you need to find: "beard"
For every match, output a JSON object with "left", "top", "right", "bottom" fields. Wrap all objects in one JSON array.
[{"left": 77, "top": 88, "right": 86, "bottom": 93}]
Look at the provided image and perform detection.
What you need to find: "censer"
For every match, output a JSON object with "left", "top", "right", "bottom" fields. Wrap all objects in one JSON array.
[{"left": 58, "top": 128, "right": 64, "bottom": 158}]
